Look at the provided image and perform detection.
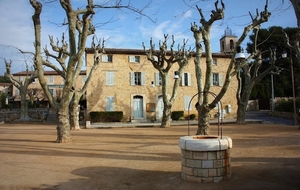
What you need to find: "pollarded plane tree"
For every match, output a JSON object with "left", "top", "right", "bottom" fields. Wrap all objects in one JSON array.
[
  {"left": 30, "top": 0, "right": 98, "bottom": 142},
  {"left": 283, "top": 29, "right": 300, "bottom": 129},
  {"left": 69, "top": 38, "right": 104, "bottom": 130},
  {"left": 29, "top": 0, "right": 153, "bottom": 142},
  {"left": 44, "top": 29, "right": 104, "bottom": 131},
  {"left": 191, "top": 0, "right": 271, "bottom": 134},
  {"left": 236, "top": 27, "right": 284, "bottom": 124},
  {"left": 143, "top": 35, "right": 192, "bottom": 128},
  {"left": 4, "top": 59, "right": 38, "bottom": 121}
]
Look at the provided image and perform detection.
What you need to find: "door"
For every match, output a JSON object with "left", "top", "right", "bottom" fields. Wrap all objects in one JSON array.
[
  {"left": 133, "top": 95, "right": 143, "bottom": 119},
  {"left": 157, "top": 95, "right": 164, "bottom": 118}
]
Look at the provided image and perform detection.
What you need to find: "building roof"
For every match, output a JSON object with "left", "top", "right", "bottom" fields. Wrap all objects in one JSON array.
[
  {"left": 0, "top": 83, "right": 12, "bottom": 87},
  {"left": 13, "top": 70, "right": 86, "bottom": 76},
  {"left": 85, "top": 48, "right": 232, "bottom": 58}
]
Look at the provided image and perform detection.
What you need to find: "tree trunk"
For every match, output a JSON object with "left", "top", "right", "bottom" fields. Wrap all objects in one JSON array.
[
  {"left": 196, "top": 105, "right": 210, "bottom": 135},
  {"left": 19, "top": 89, "right": 29, "bottom": 121},
  {"left": 56, "top": 104, "right": 72, "bottom": 143},
  {"left": 236, "top": 88, "right": 251, "bottom": 124},
  {"left": 160, "top": 104, "right": 172, "bottom": 128},
  {"left": 236, "top": 101, "right": 247, "bottom": 124},
  {"left": 70, "top": 92, "right": 81, "bottom": 130}
]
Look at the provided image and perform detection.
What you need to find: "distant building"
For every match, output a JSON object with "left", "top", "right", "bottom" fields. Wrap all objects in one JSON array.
[
  {"left": 11, "top": 71, "right": 86, "bottom": 108},
  {"left": 220, "top": 27, "right": 238, "bottom": 54},
  {"left": 0, "top": 83, "right": 12, "bottom": 107}
]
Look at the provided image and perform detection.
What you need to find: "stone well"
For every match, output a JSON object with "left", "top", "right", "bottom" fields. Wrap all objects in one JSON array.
[{"left": 178, "top": 135, "right": 232, "bottom": 183}]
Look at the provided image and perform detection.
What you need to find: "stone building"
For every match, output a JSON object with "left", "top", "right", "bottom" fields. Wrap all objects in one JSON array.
[
  {"left": 9, "top": 28, "right": 239, "bottom": 122},
  {"left": 11, "top": 71, "right": 86, "bottom": 108},
  {"left": 85, "top": 47, "right": 238, "bottom": 122}
]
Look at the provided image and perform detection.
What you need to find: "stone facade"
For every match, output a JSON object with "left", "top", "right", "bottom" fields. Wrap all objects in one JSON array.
[{"left": 85, "top": 48, "right": 238, "bottom": 122}]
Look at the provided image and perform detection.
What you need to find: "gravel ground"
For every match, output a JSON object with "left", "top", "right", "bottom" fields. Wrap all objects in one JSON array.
[{"left": 0, "top": 123, "right": 299, "bottom": 190}]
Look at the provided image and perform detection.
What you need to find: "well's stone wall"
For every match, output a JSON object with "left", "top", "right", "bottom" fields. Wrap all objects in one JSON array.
[{"left": 179, "top": 135, "right": 232, "bottom": 183}]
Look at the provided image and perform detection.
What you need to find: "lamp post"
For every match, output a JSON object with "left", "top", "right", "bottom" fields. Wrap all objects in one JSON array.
[
  {"left": 271, "top": 73, "right": 274, "bottom": 113},
  {"left": 282, "top": 50, "right": 297, "bottom": 125}
]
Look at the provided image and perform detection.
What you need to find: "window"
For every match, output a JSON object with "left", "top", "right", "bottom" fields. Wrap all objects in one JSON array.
[
  {"left": 221, "top": 41, "right": 225, "bottom": 52},
  {"left": 213, "top": 59, "right": 217, "bottom": 65},
  {"left": 155, "top": 72, "right": 162, "bottom": 86},
  {"left": 212, "top": 73, "right": 222, "bottom": 86},
  {"left": 19, "top": 77, "right": 23, "bottom": 82},
  {"left": 49, "top": 88, "right": 56, "bottom": 96},
  {"left": 181, "top": 73, "right": 191, "bottom": 86},
  {"left": 15, "top": 89, "right": 19, "bottom": 96},
  {"left": 184, "top": 96, "right": 192, "bottom": 110},
  {"left": 130, "top": 72, "right": 145, "bottom": 86},
  {"left": 106, "top": 72, "right": 114, "bottom": 86},
  {"left": 102, "top": 55, "right": 113, "bottom": 62},
  {"left": 230, "top": 39, "right": 234, "bottom": 50},
  {"left": 49, "top": 76, "right": 54, "bottom": 84},
  {"left": 129, "top": 55, "right": 140, "bottom": 63},
  {"left": 106, "top": 96, "right": 115, "bottom": 111}
]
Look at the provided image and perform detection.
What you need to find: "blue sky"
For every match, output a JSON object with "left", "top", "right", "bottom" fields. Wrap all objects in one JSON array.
[{"left": 0, "top": 0, "right": 296, "bottom": 74}]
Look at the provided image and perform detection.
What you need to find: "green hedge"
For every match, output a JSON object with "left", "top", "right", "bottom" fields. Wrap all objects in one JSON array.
[
  {"left": 275, "top": 98, "right": 300, "bottom": 112},
  {"left": 90, "top": 111, "right": 123, "bottom": 122},
  {"left": 171, "top": 111, "right": 184, "bottom": 120},
  {"left": 186, "top": 114, "right": 196, "bottom": 120}
]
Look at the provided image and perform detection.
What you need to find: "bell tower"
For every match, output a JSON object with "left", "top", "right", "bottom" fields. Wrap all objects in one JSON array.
[{"left": 220, "top": 27, "right": 238, "bottom": 54}]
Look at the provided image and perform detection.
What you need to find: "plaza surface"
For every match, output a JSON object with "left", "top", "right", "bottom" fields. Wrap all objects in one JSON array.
[{"left": 0, "top": 122, "right": 299, "bottom": 190}]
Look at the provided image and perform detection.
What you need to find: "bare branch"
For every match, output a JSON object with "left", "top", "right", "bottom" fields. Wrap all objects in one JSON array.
[{"left": 93, "top": 2, "right": 156, "bottom": 23}]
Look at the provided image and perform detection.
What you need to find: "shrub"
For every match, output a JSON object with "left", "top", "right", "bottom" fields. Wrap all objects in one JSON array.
[
  {"left": 90, "top": 111, "right": 123, "bottom": 122},
  {"left": 275, "top": 98, "right": 300, "bottom": 113},
  {"left": 171, "top": 111, "right": 184, "bottom": 120},
  {"left": 186, "top": 114, "right": 196, "bottom": 120}
]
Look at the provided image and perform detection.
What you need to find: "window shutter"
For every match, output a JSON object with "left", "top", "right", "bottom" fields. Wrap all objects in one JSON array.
[
  {"left": 130, "top": 72, "right": 135, "bottom": 85},
  {"left": 219, "top": 74, "right": 223, "bottom": 86},
  {"left": 129, "top": 56, "right": 135, "bottom": 62},
  {"left": 102, "top": 55, "right": 108, "bottom": 62},
  {"left": 184, "top": 96, "right": 192, "bottom": 110},
  {"left": 181, "top": 73, "right": 185, "bottom": 86},
  {"left": 141, "top": 72, "right": 145, "bottom": 86},
  {"left": 106, "top": 96, "right": 115, "bottom": 111},
  {"left": 187, "top": 73, "right": 191, "bottom": 86},
  {"left": 210, "top": 75, "right": 213, "bottom": 86},
  {"left": 106, "top": 72, "right": 114, "bottom": 86}
]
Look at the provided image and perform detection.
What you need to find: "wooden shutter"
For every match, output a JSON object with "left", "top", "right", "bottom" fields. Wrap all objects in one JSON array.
[
  {"left": 181, "top": 73, "right": 185, "bottom": 86},
  {"left": 141, "top": 72, "right": 145, "bottom": 86},
  {"left": 187, "top": 73, "right": 191, "bottom": 86},
  {"left": 106, "top": 72, "right": 114, "bottom": 85},
  {"left": 130, "top": 72, "right": 135, "bottom": 85},
  {"left": 184, "top": 96, "right": 192, "bottom": 110},
  {"left": 219, "top": 74, "right": 223, "bottom": 86},
  {"left": 106, "top": 96, "right": 115, "bottom": 111},
  {"left": 102, "top": 55, "right": 108, "bottom": 62},
  {"left": 129, "top": 56, "right": 135, "bottom": 63}
]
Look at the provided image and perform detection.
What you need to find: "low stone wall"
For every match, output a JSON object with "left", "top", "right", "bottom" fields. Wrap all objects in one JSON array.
[{"left": 179, "top": 135, "right": 232, "bottom": 183}]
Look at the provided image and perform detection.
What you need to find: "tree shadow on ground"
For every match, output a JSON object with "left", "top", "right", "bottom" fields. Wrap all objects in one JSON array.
[{"left": 37, "top": 157, "right": 300, "bottom": 190}]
